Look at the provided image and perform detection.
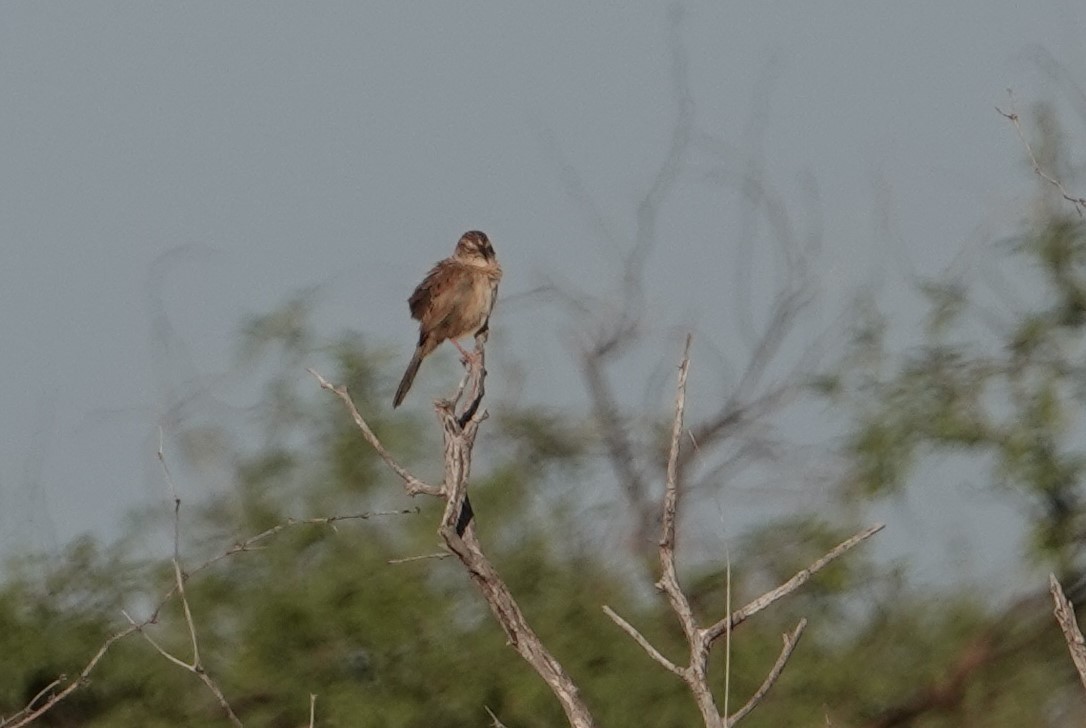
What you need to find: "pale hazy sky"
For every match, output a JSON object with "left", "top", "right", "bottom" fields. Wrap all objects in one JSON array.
[{"left": 2, "top": 2, "right": 1084, "bottom": 588}]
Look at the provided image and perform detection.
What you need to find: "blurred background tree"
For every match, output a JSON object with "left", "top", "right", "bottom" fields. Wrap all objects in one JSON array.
[{"left": 815, "top": 104, "right": 1086, "bottom": 726}]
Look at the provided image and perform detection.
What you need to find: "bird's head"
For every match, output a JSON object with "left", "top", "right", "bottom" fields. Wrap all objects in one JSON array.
[{"left": 454, "top": 230, "right": 496, "bottom": 265}]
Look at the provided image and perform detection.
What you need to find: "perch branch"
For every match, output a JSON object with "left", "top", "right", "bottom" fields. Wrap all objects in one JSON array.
[{"left": 315, "top": 340, "right": 597, "bottom": 728}]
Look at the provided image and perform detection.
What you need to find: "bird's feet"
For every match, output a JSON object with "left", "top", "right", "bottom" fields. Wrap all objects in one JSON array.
[{"left": 451, "top": 339, "right": 481, "bottom": 367}]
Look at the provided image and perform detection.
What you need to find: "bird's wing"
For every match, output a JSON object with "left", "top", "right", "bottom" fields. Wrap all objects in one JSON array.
[{"left": 408, "top": 260, "right": 450, "bottom": 321}]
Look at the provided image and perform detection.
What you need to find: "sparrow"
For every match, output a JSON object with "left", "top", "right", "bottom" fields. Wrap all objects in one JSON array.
[{"left": 393, "top": 230, "right": 502, "bottom": 408}]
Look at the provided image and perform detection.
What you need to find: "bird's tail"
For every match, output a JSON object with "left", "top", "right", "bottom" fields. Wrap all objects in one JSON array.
[{"left": 393, "top": 348, "right": 424, "bottom": 408}]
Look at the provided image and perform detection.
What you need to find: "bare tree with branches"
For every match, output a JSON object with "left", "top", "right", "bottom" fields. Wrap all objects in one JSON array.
[{"left": 309, "top": 332, "right": 879, "bottom": 727}]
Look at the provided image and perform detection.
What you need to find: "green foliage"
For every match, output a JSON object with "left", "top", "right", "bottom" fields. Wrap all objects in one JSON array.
[{"left": 830, "top": 181, "right": 1086, "bottom": 569}]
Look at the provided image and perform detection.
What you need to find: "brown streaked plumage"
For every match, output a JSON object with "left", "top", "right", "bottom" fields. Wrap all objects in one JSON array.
[{"left": 393, "top": 230, "right": 502, "bottom": 408}]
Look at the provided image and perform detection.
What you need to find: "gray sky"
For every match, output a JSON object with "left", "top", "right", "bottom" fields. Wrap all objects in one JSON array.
[{"left": 2, "top": 2, "right": 1084, "bottom": 587}]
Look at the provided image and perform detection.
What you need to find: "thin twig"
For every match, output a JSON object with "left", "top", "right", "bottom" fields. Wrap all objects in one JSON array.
[
  {"left": 706, "top": 523, "right": 884, "bottom": 644},
  {"left": 197, "top": 509, "right": 420, "bottom": 572},
  {"left": 997, "top": 93, "right": 1086, "bottom": 216},
  {"left": 307, "top": 368, "right": 442, "bottom": 496},
  {"left": 485, "top": 705, "right": 509, "bottom": 728},
  {"left": 149, "top": 435, "right": 244, "bottom": 726},
  {"left": 173, "top": 558, "right": 201, "bottom": 669},
  {"left": 20, "top": 679, "right": 63, "bottom": 716},
  {"left": 636, "top": 335, "right": 726, "bottom": 728},
  {"left": 653, "top": 336, "right": 694, "bottom": 630},
  {"left": 661, "top": 334, "right": 693, "bottom": 553},
  {"left": 122, "top": 610, "right": 191, "bottom": 671},
  {"left": 387, "top": 551, "right": 452, "bottom": 565},
  {"left": 727, "top": 619, "right": 807, "bottom": 726},
  {"left": 156, "top": 441, "right": 246, "bottom": 726},
  {"left": 1050, "top": 574, "right": 1086, "bottom": 692},
  {"left": 124, "top": 596, "right": 243, "bottom": 727},
  {"left": 601, "top": 606, "right": 683, "bottom": 676}
]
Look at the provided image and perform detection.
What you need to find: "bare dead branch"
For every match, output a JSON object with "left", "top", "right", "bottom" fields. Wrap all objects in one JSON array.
[
  {"left": 122, "top": 609, "right": 245, "bottom": 728},
  {"left": 706, "top": 523, "right": 884, "bottom": 643},
  {"left": 122, "top": 610, "right": 190, "bottom": 671},
  {"left": 192, "top": 668, "right": 243, "bottom": 726},
  {"left": 142, "top": 441, "right": 245, "bottom": 726},
  {"left": 190, "top": 508, "right": 419, "bottom": 577},
  {"left": 601, "top": 605, "right": 684, "bottom": 676},
  {"left": 18, "top": 680, "right": 63, "bottom": 720},
  {"left": 315, "top": 340, "right": 597, "bottom": 728},
  {"left": 656, "top": 336, "right": 723, "bottom": 728},
  {"left": 306, "top": 367, "right": 441, "bottom": 496},
  {"left": 726, "top": 619, "right": 807, "bottom": 726},
  {"left": 387, "top": 551, "right": 452, "bottom": 565},
  {"left": 155, "top": 430, "right": 240, "bottom": 723},
  {"left": 174, "top": 556, "right": 201, "bottom": 667},
  {"left": 438, "top": 343, "right": 594, "bottom": 727},
  {"left": 662, "top": 334, "right": 693, "bottom": 550},
  {"left": 1050, "top": 574, "right": 1086, "bottom": 692},
  {"left": 605, "top": 338, "right": 722, "bottom": 726},
  {"left": 604, "top": 339, "right": 880, "bottom": 728},
  {"left": 655, "top": 335, "right": 698, "bottom": 644}
]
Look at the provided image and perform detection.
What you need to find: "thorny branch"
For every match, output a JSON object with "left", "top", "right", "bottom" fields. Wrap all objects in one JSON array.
[
  {"left": 603, "top": 337, "right": 883, "bottom": 728},
  {"left": 997, "top": 92, "right": 1086, "bottom": 216}
]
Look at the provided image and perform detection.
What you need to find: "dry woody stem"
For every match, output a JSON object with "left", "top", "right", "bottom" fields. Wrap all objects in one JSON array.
[
  {"left": 603, "top": 336, "right": 883, "bottom": 728},
  {"left": 1049, "top": 574, "right": 1086, "bottom": 692},
  {"left": 312, "top": 335, "right": 596, "bottom": 728}
]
